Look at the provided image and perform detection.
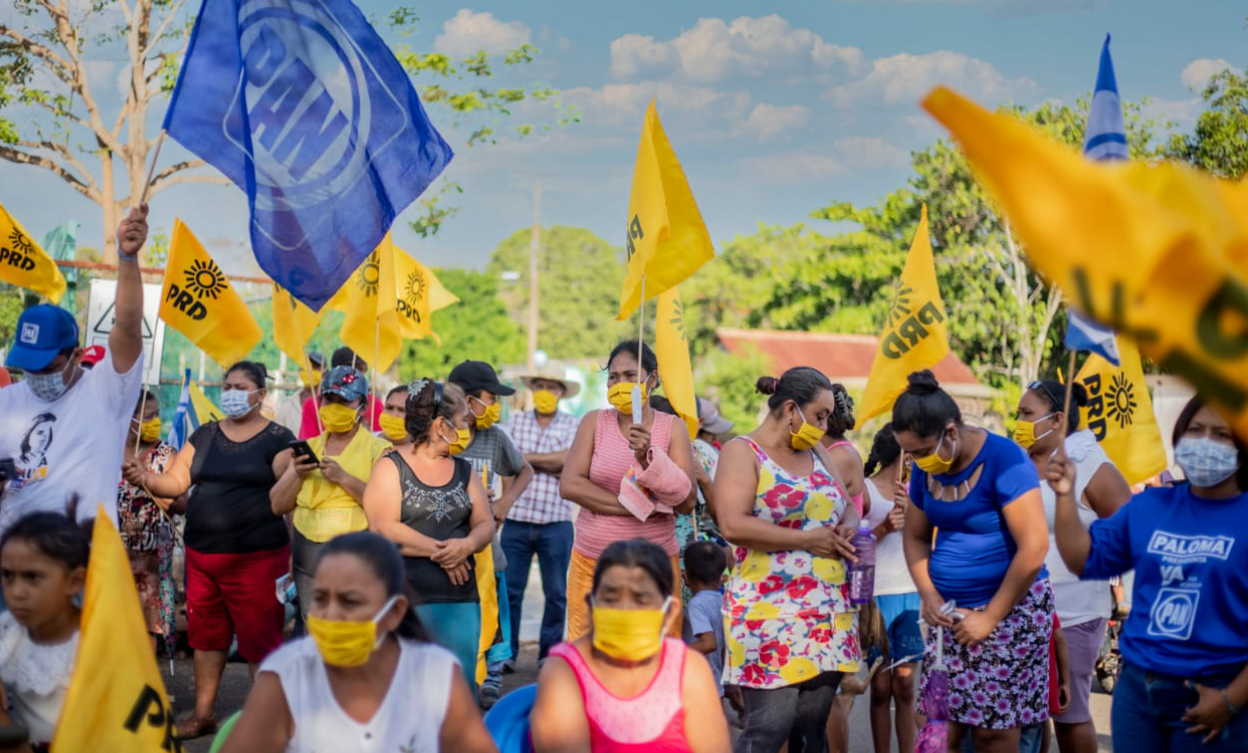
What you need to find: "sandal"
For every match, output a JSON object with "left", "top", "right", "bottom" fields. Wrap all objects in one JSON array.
[{"left": 176, "top": 715, "right": 219, "bottom": 740}]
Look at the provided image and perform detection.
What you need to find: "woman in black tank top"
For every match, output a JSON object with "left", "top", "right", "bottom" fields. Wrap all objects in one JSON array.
[{"left": 362, "top": 379, "right": 494, "bottom": 695}]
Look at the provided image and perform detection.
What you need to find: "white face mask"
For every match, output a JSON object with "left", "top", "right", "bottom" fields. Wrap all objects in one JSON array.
[
  {"left": 27, "top": 358, "right": 76, "bottom": 403},
  {"left": 220, "top": 388, "right": 258, "bottom": 419}
]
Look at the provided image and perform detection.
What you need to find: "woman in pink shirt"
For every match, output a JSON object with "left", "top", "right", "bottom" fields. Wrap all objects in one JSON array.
[
  {"left": 530, "top": 538, "right": 730, "bottom": 753},
  {"left": 560, "top": 340, "right": 697, "bottom": 642}
]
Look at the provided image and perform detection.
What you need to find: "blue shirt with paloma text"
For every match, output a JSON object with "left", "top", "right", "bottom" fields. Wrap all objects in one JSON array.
[
  {"left": 1083, "top": 483, "right": 1248, "bottom": 682},
  {"left": 910, "top": 432, "right": 1046, "bottom": 608}
]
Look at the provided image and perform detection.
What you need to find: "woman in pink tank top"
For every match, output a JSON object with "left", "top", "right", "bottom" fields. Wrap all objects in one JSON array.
[
  {"left": 530, "top": 539, "right": 729, "bottom": 753},
  {"left": 561, "top": 341, "right": 696, "bottom": 642}
]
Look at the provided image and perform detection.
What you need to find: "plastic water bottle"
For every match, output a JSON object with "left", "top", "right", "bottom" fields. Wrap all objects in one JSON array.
[{"left": 849, "top": 521, "right": 877, "bottom": 605}]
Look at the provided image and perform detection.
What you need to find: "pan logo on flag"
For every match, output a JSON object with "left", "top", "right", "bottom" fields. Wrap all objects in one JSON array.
[
  {"left": 225, "top": 0, "right": 407, "bottom": 247},
  {"left": 355, "top": 254, "right": 381, "bottom": 297},
  {"left": 184, "top": 259, "right": 229, "bottom": 300}
]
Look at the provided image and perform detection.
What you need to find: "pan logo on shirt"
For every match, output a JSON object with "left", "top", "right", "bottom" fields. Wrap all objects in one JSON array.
[
  {"left": 1147, "top": 587, "right": 1200, "bottom": 640},
  {"left": 1147, "top": 532, "right": 1234, "bottom": 561},
  {"left": 12, "top": 412, "right": 57, "bottom": 491}
]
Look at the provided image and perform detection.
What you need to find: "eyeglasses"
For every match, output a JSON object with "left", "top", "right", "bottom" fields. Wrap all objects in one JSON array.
[{"left": 1027, "top": 380, "right": 1063, "bottom": 411}]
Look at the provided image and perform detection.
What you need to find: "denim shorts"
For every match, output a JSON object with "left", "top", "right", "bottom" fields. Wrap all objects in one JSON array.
[{"left": 876, "top": 592, "right": 924, "bottom": 663}]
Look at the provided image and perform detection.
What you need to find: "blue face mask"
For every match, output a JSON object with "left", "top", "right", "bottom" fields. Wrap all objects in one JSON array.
[
  {"left": 1174, "top": 437, "right": 1240, "bottom": 488},
  {"left": 220, "top": 388, "right": 258, "bottom": 419}
]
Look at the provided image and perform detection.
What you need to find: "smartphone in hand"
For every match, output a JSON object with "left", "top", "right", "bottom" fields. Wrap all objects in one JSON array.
[{"left": 286, "top": 440, "right": 319, "bottom": 466}]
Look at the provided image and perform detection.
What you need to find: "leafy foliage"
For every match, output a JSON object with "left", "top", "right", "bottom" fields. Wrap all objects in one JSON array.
[
  {"left": 1168, "top": 67, "right": 1248, "bottom": 179},
  {"left": 397, "top": 268, "right": 524, "bottom": 379}
]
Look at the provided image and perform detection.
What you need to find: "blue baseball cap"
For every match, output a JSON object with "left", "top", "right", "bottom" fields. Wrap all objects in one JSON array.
[
  {"left": 6, "top": 304, "right": 80, "bottom": 372},
  {"left": 320, "top": 365, "right": 369, "bottom": 404}
]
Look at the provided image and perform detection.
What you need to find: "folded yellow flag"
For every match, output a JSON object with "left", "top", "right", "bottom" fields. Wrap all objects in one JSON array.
[
  {"left": 617, "top": 99, "right": 714, "bottom": 320},
  {"left": 332, "top": 233, "right": 402, "bottom": 372},
  {"left": 160, "top": 219, "right": 262, "bottom": 368},
  {"left": 856, "top": 205, "right": 951, "bottom": 427},
  {"left": 0, "top": 199, "right": 67, "bottom": 303},
  {"left": 923, "top": 86, "right": 1248, "bottom": 439},
  {"left": 52, "top": 507, "right": 180, "bottom": 752},
  {"left": 273, "top": 283, "right": 323, "bottom": 367},
  {"left": 1077, "top": 337, "right": 1167, "bottom": 485},
  {"left": 656, "top": 285, "right": 698, "bottom": 439},
  {"left": 394, "top": 250, "right": 458, "bottom": 340}
]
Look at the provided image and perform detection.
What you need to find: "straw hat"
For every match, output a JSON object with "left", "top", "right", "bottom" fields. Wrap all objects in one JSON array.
[{"left": 518, "top": 361, "right": 580, "bottom": 398}]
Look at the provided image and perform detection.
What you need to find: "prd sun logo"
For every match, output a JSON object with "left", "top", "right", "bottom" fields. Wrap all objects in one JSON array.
[
  {"left": 184, "top": 260, "right": 228, "bottom": 300},
  {"left": 404, "top": 269, "right": 426, "bottom": 307},
  {"left": 885, "top": 283, "right": 914, "bottom": 329},
  {"left": 356, "top": 255, "right": 380, "bottom": 297},
  {"left": 669, "top": 297, "right": 686, "bottom": 342},
  {"left": 1105, "top": 372, "right": 1137, "bottom": 429}
]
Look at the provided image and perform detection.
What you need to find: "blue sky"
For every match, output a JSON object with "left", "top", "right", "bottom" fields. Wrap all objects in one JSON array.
[{"left": 2, "top": 0, "right": 1244, "bottom": 275}]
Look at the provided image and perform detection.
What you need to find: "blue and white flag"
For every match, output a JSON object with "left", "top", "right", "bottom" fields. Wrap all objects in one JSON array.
[
  {"left": 163, "top": 0, "right": 453, "bottom": 311},
  {"left": 169, "top": 369, "right": 196, "bottom": 450},
  {"left": 1064, "top": 34, "right": 1124, "bottom": 366}
]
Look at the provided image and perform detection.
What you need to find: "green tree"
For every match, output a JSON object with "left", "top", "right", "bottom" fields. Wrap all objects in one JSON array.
[
  {"left": 696, "top": 345, "right": 769, "bottom": 431},
  {"left": 397, "top": 268, "right": 523, "bottom": 379},
  {"left": 1168, "top": 67, "right": 1248, "bottom": 179},
  {"left": 486, "top": 226, "right": 635, "bottom": 361}
]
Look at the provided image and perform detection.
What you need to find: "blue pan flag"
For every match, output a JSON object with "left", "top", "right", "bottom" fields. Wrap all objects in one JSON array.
[
  {"left": 163, "top": 0, "right": 453, "bottom": 310},
  {"left": 1065, "top": 34, "right": 1126, "bottom": 362}
]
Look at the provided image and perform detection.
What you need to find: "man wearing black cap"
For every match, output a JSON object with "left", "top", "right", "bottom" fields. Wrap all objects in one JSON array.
[
  {"left": 0, "top": 205, "right": 149, "bottom": 533},
  {"left": 448, "top": 359, "right": 534, "bottom": 708}
]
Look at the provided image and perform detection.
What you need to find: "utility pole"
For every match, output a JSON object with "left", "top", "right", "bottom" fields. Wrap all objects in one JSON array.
[{"left": 527, "top": 182, "right": 541, "bottom": 371}]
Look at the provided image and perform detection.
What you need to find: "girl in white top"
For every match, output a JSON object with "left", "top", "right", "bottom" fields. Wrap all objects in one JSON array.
[
  {"left": 220, "top": 531, "right": 496, "bottom": 753},
  {"left": 0, "top": 512, "right": 89, "bottom": 751},
  {"left": 1013, "top": 380, "right": 1131, "bottom": 753},
  {"left": 860, "top": 425, "right": 922, "bottom": 753}
]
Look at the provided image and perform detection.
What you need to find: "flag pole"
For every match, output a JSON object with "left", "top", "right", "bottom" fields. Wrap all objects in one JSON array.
[
  {"left": 138, "top": 130, "right": 167, "bottom": 206},
  {"left": 636, "top": 275, "right": 646, "bottom": 424},
  {"left": 133, "top": 387, "right": 148, "bottom": 455},
  {"left": 1061, "top": 350, "right": 1079, "bottom": 440}
]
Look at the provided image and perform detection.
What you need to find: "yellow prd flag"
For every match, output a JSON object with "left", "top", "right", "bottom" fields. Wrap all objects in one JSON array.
[
  {"left": 53, "top": 506, "right": 180, "bottom": 752},
  {"left": 922, "top": 86, "right": 1248, "bottom": 440},
  {"left": 160, "top": 219, "right": 262, "bottom": 367},
  {"left": 656, "top": 285, "right": 698, "bottom": 439},
  {"left": 856, "top": 205, "right": 950, "bottom": 427},
  {"left": 617, "top": 99, "right": 714, "bottom": 320},
  {"left": 189, "top": 380, "right": 224, "bottom": 424},
  {"left": 474, "top": 545, "right": 499, "bottom": 686},
  {"left": 333, "top": 233, "right": 402, "bottom": 372},
  {"left": 0, "top": 200, "right": 67, "bottom": 303},
  {"left": 273, "top": 283, "right": 323, "bottom": 366},
  {"left": 394, "top": 250, "right": 459, "bottom": 340},
  {"left": 1077, "top": 337, "right": 1167, "bottom": 485}
]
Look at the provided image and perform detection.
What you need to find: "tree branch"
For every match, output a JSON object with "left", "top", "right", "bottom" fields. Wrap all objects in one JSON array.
[
  {"left": 24, "top": 131, "right": 95, "bottom": 191},
  {"left": 148, "top": 0, "right": 192, "bottom": 49},
  {"left": 147, "top": 162, "right": 231, "bottom": 196},
  {"left": 0, "top": 23, "right": 75, "bottom": 84},
  {"left": 0, "top": 144, "right": 100, "bottom": 202}
]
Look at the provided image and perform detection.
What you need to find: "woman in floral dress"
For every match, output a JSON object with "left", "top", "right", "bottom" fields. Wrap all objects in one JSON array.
[
  {"left": 716, "top": 367, "right": 862, "bottom": 753},
  {"left": 118, "top": 390, "right": 185, "bottom": 652}
]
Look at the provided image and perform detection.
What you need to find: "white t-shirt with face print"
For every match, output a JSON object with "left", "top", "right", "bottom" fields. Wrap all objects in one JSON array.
[{"left": 0, "top": 352, "right": 143, "bottom": 534}]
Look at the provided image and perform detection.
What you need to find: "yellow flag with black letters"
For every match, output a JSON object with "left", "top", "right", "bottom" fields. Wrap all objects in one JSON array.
[
  {"left": 923, "top": 86, "right": 1248, "bottom": 441},
  {"left": 0, "top": 199, "right": 67, "bottom": 303},
  {"left": 393, "top": 250, "right": 459, "bottom": 341},
  {"left": 273, "top": 283, "right": 323, "bottom": 367},
  {"left": 52, "top": 506, "right": 181, "bottom": 752},
  {"left": 857, "top": 205, "right": 950, "bottom": 427},
  {"left": 160, "top": 219, "right": 261, "bottom": 367},
  {"left": 656, "top": 285, "right": 698, "bottom": 439},
  {"left": 1077, "top": 337, "right": 1168, "bottom": 485},
  {"left": 330, "top": 233, "right": 402, "bottom": 372},
  {"left": 617, "top": 99, "right": 714, "bottom": 320}
]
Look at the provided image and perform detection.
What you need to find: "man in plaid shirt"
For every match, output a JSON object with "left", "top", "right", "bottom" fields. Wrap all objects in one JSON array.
[{"left": 500, "top": 364, "right": 581, "bottom": 667}]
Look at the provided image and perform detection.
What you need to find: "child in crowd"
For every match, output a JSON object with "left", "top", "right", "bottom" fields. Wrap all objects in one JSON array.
[
  {"left": 0, "top": 512, "right": 90, "bottom": 752},
  {"left": 682, "top": 541, "right": 727, "bottom": 698}
]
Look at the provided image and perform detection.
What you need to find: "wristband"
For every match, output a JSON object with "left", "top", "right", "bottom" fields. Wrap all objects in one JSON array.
[
  {"left": 118, "top": 250, "right": 138, "bottom": 263},
  {"left": 1223, "top": 688, "right": 1242, "bottom": 716}
]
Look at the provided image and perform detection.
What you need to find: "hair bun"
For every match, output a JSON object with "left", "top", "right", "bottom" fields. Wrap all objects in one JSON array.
[
  {"left": 755, "top": 376, "right": 779, "bottom": 396},
  {"left": 906, "top": 370, "right": 940, "bottom": 395},
  {"left": 1070, "top": 381, "right": 1090, "bottom": 409}
]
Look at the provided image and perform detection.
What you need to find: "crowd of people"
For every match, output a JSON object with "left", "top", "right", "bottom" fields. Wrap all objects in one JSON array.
[{"left": 0, "top": 208, "right": 1243, "bottom": 753}]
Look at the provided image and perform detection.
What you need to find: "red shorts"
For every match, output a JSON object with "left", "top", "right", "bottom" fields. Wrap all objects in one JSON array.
[{"left": 185, "top": 544, "right": 289, "bottom": 663}]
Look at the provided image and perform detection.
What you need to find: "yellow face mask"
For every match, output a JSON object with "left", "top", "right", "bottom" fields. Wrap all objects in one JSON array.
[
  {"left": 591, "top": 597, "right": 671, "bottom": 661},
  {"left": 1012, "top": 414, "right": 1055, "bottom": 450},
  {"left": 305, "top": 596, "right": 397, "bottom": 668},
  {"left": 319, "top": 402, "right": 360, "bottom": 434},
  {"left": 789, "top": 407, "right": 825, "bottom": 451},
  {"left": 442, "top": 422, "right": 472, "bottom": 456},
  {"left": 607, "top": 382, "right": 648, "bottom": 416},
  {"left": 135, "top": 417, "right": 161, "bottom": 444},
  {"left": 379, "top": 412, "right": 408, "bottom": 442},
  {"left": 914, "top": 430, "right": 958, "bottom": 475},
  {"left": 533, "top": 390, "right": 559, "bottom": 415},
  {"left": 471, "top": 397, "right": 501, "bottom": 430}
]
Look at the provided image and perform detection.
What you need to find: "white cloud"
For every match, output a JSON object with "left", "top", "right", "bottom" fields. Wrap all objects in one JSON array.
[
  {"left": 738, "top": 151, "right": 842, "bottom": 185},
  {"left": 827, "top": 50, "right": 1037, "bottom": 106},
  {"left": 610, "top": 15, "right": 864, "bottom": 83},
  {"left": 743, "top": 103, "right": 811, "bottom": 141},
  {"left": 434, "top": 9, "right": 532, "bottom": 59},
  {"left": 834, "top": 136, "right": 909, "bottom": 169},
  {"left": 1180, "top": 58, "right": 1233, "bottom": 91},
  {"left": 562, "top": 82, "right": 752, "bottom": 128}
]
